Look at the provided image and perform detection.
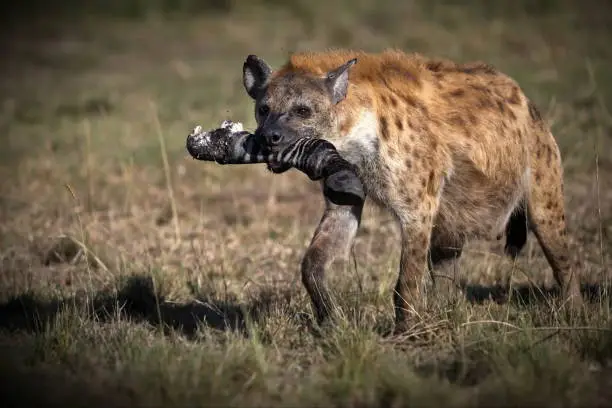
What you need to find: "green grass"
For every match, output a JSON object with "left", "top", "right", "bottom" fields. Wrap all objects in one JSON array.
[{"left": 1, "top": 1, "right": 612, "bottom": 406}]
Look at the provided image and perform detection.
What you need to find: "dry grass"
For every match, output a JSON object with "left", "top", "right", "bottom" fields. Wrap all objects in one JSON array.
[{"left": 1, "top": 1, "right": 612, "bottom": 406}]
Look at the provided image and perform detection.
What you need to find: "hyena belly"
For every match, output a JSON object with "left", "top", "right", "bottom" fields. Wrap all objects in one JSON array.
[
  {"left": 430, "top": 76, "right": 534, "bottom": 247},
  {"left": 434, "top": 155, "right": 530, "bottom": 245}
]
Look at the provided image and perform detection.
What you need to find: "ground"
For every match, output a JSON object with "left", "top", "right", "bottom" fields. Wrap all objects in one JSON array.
[{"left": 1, "top": 1, "right": 612, "bottom": 407}]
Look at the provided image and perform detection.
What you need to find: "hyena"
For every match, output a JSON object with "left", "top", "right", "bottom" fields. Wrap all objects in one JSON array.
[{"left": 242, "top": 48, "right": 584, "bottom": 332}]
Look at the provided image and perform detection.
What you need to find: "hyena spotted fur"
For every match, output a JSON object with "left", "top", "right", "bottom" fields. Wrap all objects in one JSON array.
[{"left": 242, "top": 48, "right": 584, "bottom": 333}]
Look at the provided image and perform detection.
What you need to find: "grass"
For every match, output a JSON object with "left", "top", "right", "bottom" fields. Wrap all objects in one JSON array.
[{"left": 1, "top": 0, "right": 612, "bottom": 406}]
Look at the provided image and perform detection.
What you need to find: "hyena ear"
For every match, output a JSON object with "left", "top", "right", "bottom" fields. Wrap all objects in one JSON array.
[
  {"left": 325, "top": 58, "right": 357, "bottom": 104},
  {"left": 243, "top": 55, "right": 272, "bottom": 100}
]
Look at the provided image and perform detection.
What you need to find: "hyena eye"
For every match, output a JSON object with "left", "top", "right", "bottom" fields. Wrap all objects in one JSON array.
[
  {"left": 293, "top": 105, "right": 312, "bottom": 119},
  {"left": 258, "top": 105, "right": 270, "bottom": 116}
]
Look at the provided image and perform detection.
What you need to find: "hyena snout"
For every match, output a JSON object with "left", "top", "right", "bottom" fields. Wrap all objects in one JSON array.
[
  {"left": 255, "top": 120, "right": 281, "bottom": 145},
  {"left": 256, "top": 123, "right": 301, "bottom": 152},
  {"left": 261, "top": 128, "right": 282, "bottom": 146}
]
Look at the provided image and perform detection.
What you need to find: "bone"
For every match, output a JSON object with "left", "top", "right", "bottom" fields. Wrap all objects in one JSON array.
[
  {"left": 185, "top": 121, "right": 269, "bottom": 164},
  {"left": 185, "top": 120, "right": 365, "bottom": 206}
]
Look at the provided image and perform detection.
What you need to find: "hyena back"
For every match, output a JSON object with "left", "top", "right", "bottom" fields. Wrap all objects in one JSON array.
[{"left": 242, "top": 48, "right": 583, "bottom": 332}]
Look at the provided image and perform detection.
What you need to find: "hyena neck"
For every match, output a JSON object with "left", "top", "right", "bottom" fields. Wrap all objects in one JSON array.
[{"left": 331, "top": 109, "right": 380, "bottom": 173}]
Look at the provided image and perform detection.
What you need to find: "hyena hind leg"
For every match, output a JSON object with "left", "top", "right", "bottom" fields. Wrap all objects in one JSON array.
[
  {"left": 527, "top": 156, "right": 583, "bottom": 308},
  {"left": 300, "top": 197, "right": 363, "bottom": 326}
]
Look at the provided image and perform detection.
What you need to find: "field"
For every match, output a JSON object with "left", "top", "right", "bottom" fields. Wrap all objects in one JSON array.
[{"left": 1, "top": 1, "right": 612, "bottom": 406}]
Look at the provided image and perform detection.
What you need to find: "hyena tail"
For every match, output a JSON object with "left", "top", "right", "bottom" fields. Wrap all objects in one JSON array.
[{"left": 504, "top": 203, "right": 529, "bottom": 259}]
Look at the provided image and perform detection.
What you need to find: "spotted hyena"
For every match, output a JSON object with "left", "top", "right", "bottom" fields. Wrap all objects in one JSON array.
[{"left": 242, "top": 48, "right": 583, "bottom": 333}]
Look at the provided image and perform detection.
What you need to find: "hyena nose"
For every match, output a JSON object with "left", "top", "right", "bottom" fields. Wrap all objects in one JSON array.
[{"left": 266, "top": 131, "right": 282, "bottom": 145}]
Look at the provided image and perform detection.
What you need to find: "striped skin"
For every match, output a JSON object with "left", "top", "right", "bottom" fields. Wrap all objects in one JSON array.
[{"left": 185, "top": 121, "right": 365, "bottom": 205}]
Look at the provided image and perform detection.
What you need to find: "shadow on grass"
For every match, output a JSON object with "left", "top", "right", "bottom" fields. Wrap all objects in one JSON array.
[
  {"left": 0, "top": 275, "right": 289, "bottom": 338},
  {"left": 0, "top": 275, "right": 609, "bottom": 340},
  {"left": 461, "top": 282, "right": 610, "bottom": 306}
]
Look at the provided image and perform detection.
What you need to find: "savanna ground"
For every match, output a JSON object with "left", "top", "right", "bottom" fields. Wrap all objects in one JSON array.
[{"left": 1, "top": 1, "right": 612, "bottom": 406}]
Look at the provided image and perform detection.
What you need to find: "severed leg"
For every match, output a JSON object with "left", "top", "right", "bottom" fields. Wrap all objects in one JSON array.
[{"left": 185, "top": 120, "right": 365, "bottom": 206}]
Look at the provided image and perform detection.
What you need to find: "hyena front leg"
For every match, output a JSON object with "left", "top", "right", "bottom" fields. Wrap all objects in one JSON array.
[
  {"left": 391, "top": 193, "right": 440, "bottom": 334},
  {"left": 301, "top": 195, "right": 363, "bottom": 326}
]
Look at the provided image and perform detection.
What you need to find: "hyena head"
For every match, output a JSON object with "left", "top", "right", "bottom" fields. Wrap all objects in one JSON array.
[{"left": 242, "top": 54, "right": 357, "bottom": 152}]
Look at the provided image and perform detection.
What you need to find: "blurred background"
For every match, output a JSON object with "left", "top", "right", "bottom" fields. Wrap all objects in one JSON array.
[
  {"left": 2, "top": 0, "right": 610, "bottom": 280},
  {"left": 0, "top": 1, "right": 611, "bottom": 405}
]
